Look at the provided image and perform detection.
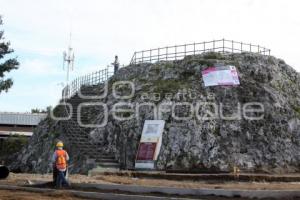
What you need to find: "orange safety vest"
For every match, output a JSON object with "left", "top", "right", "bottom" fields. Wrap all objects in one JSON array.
[{"left": 55, "top": 149, "right": 67, "bottom": 170}]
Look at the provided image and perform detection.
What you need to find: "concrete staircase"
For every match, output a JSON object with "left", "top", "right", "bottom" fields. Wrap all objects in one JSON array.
[{"left": 59, "top": 85, "right": 119, "bottom": 171}]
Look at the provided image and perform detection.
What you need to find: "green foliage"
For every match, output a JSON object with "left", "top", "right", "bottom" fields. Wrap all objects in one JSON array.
[
  {"left": 0, "top": 136, "right": 28, "bottom": 157},
  {"left": 203, "top": 52, "right": 225, "bottom": 60},
  {"left": 180, "top": 70, "right": 195, "bottom": 79},
  {"left": 0, "top": 16, "right": 19, "bottom": 94},
  {"left": 292, "top": 106, "right": 300, "bottom": 118},
  {"left": 31, "top": 106, "right": 51, "bottom": 114},
  {"left": 197, "top": 59, "right": 214, "bottom": 66},
  {"left": 149, "top": 65, "right": 161, "bottom": 74},
  {"left": 163, "top": 62, "right": 174, "bottom": 69},
  {"left": 50, "top": 130, "right": 60, "bottom": 137}
]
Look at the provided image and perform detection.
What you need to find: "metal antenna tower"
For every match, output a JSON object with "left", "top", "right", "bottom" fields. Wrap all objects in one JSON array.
[{"left": 63, "top": 32, "right": 75, "bottom": 86}]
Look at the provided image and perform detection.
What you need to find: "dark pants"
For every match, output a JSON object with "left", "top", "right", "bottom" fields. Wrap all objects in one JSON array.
[
  {"left": 56, "top": 170, "right": 69, "bottom": 188},
  {"left": 52, "top": 165, "right": 58, "bottom": 186}
]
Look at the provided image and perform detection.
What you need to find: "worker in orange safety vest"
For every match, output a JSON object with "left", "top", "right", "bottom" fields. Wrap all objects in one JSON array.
[{"left": 52, "top": 141, "right": 70, "bottom": 188}]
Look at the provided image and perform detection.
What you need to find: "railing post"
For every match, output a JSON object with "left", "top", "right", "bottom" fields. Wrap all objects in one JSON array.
[
  {"left": 258, "top": 45, "right": 260, "bottom": 53},
  {"left": 213, "top": 40, "right": 215, "bottom": 52},
  {"left": 184, "top": 44, "right": 187, "bottom": 57},
  {"left": 193, "top": 42, "right": 195, "bottom": 55},
  {"left": 75, "top": 78, "right": 77, "bottom": 92},
  {"left": 232, "top": 40, "right": 234, "bottom": 53},
  {"left": 175, "top": 46, "right": 177, "bottom": 60},
  {"left": 203, "top": 42, "right": 205, "bottom": 52},
  {"left": 166, "top": 47, "right": 168, "bottom": 61},
  {"left": 240, "top": 42, "right": 243, "bottom": 53},
  {"left": 158, "top": 48, "right": 160, "bottom": 62},
  {"left": 142, "top": 51, "right": 144, "bottom": 63},
  {"left": 150, "top": 50, "right": 152, "bottom": 63},
  {"left": 250, "top": 43, "right": 252, "bottom": 52},
  {"left": 222, "top": 38, "right": 225, "bottom": 53}
]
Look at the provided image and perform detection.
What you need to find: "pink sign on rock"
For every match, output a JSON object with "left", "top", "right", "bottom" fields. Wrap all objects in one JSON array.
[{"left": 202, "top": 65, "right": 240, "bottom": 87}]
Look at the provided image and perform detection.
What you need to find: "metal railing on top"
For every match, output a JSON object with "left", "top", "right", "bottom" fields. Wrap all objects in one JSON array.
[
  {"left": 130, "top": 39, "right": 271, "bottom": 65},
  {"left": 62, "top": 68, "right": 113, "bottom": 99}
]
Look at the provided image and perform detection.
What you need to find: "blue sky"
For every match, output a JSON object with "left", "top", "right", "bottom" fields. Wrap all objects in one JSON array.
[{"left": 0, "top": 0, "right": 299, "bottom": 112}]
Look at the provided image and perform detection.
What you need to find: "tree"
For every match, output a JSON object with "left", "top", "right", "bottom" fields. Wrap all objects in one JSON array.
[
  {"left": 0, "top": 16, "right": 19, "bottom": 94},
  {"left": 31, "top": 106, "right": 52, "bottom": 114}
]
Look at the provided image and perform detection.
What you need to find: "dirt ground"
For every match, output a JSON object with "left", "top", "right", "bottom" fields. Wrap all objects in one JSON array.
[
  {"left": 0, "top": 173, "right": 110, "bottom": 186},
  {"left": 0, "top": 189, "right": 85, "bottom": 200},
  {"left": 95, "top": 174, "right": 300, "bottom": 190},
  {"left": 1, "top": 173, "right": 300, "bottom": 191}
]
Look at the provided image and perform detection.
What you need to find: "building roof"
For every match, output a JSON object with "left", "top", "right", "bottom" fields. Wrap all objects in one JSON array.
[{"left": 0, "top": 112, "right": 47, "bottom": 126}]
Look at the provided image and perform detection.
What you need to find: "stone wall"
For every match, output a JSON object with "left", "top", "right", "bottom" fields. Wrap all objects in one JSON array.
[{"left": 10, "top": 52, "right": 300, "bottom": 174}]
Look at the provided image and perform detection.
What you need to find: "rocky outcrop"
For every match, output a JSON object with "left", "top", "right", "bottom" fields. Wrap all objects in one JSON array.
[{"left": 10, "top": 52, "right": 300, "bottom": 174}]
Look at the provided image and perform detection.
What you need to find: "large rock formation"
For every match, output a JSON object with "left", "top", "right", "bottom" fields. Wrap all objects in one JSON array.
[{"left": 10, "top": 52, "right": 300, "bottom": 174}]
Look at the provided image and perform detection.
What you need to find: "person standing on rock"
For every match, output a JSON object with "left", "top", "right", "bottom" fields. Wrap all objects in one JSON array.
[
  {"left": 52, "top": 141, "right": 70, "bottom": 188},
  {"left": 112, "top": 55, "right": 119, "bottom": 74}
]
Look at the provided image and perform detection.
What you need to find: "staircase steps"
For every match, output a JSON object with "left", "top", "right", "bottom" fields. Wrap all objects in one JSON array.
[
  {"left": 57, "top": 93, "right": 120, "bottom": 171},
  {"left": 96, "top": 162, "right": 119, "bottom": 168}
]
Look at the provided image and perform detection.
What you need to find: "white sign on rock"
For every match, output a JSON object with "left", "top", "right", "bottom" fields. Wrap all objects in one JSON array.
[
  {"left": 135, "top": 120, "right": 165, "bottom": 170},
  {"left": 202, "top": 65, "right": 240, "bottom": 87}
]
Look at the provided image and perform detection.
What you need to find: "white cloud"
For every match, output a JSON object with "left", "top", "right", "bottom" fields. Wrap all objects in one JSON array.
[
  {"left": 19, "top": 59, "right": 60, "bottom": 76},
  {"left": 0, "top": 81, "right": 62, "bottom": 112}
]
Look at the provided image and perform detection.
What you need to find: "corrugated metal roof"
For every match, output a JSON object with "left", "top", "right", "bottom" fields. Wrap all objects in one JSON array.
[{"left": 0, "top": 112, "right": 47, "bottom": 126}]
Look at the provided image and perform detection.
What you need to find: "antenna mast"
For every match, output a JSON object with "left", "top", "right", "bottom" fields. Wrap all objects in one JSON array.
[{"left": 63, "top": 32, "right": 75, "bottom": 86}]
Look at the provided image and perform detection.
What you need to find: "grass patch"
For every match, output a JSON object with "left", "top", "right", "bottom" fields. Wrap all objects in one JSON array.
[
  {"left": 203, "top": 52, "right": 225, "bottom": 60},
  {"left": 151, "top": 79, "right": 190, "bottom": 95}
]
